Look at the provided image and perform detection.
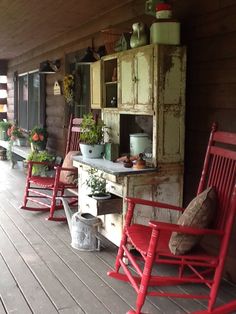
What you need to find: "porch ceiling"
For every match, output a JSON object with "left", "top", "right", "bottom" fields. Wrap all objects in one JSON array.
[{"left": 0, "top": 0, "right": 131, "bottom": 60}]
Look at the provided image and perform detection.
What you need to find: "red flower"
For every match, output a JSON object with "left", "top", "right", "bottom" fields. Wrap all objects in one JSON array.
[{"left": 32, "top": 133, "right": 39, "bottom": 141}]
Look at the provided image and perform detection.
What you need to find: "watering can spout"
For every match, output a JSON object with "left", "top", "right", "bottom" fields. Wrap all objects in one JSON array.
[{"left": 59, "top": 197, "right": 73, "bottom": 233}]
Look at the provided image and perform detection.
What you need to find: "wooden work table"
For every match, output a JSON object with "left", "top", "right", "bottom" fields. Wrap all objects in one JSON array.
[
  {"left": 73, "top": 155, "right": 157, "bottom": 176},
  {"left": 73, "top": 156, "right": 183, "bottom": 246}
]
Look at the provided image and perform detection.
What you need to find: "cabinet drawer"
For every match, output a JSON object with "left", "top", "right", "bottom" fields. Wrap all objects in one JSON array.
[
  {"left": 106, "top": 181, "right": 123, "bottom": 197},
  {"left": 100, "top": 214, "right": 123, "bottom": 247},
  {"left": 83, "top": 195, "right": 122, "bottom": 216}
]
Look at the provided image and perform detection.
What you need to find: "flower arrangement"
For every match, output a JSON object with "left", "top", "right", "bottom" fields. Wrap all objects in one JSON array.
[
  {"left": 7, "top": 124, "right": 24, "bottom": 140},
  {"left": 63, "top": 74, "right": 74, "bottom": 104},
  {"left": 7, "top": 124, "right": 26, "bottom": 161},
  {"left": 29, "top": 126, "right": 48, "bottom": 151}
]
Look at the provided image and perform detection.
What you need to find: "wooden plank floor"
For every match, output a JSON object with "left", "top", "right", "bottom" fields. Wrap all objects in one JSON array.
[{"left": 0, "top": 160, "right": 236, "bottom": 314}]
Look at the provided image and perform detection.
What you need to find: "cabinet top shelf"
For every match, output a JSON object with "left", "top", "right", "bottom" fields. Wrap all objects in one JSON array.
[
  {"left": 73, "top": 156, "right": 157, "bottom": 176},
  {"left": 105, "top": 81, "right": 117, "bottom": 85}
]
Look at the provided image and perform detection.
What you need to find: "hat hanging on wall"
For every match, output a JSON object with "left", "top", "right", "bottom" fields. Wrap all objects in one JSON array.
[{"left": 39, "top": 59, "right": 61, "bottom": 74}]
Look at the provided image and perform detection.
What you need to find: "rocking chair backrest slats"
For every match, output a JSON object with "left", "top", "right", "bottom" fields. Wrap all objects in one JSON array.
[
  {"left": 197, "top": 125, "right": 236, "bottom": 231},
  {"left": 65, "top": 116, "right": 83, "bottom": 155}
]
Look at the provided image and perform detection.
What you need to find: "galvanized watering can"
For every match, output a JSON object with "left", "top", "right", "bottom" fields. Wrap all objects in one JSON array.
[{"left": 60, "top": 198, "right": 102, "bottom": 251}]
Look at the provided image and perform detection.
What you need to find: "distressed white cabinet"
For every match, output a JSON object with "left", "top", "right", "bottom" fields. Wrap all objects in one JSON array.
[{"left": 79, "top": 44, "right": 186, "bottom": 246}]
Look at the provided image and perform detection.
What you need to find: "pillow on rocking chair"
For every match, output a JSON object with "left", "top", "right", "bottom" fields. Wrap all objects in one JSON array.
[
  {"left": 59, "top": 151, "right": 79, "bottom": 184},
  {"left": 169, "top": 186, "right": 217, "bottom": 255}
]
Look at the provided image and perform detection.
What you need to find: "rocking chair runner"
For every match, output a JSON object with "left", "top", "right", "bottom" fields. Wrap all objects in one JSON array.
[
  {"left": 20, "top": 116, "right": 82, "bottom": 221},
  {"left": 108, "top": 124, "right": 236, "bottom": 314}
]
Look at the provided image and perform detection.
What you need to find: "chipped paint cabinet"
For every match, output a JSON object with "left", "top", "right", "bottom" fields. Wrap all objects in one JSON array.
[
  {"left": 81, "top": 44, "right": 186, "bottom": 246},
  {"left": 118, "top": 45, "right": 154, "bottom": 112},
  {"left": 90, "top": 60, "right": 102, "bottom": 109}
]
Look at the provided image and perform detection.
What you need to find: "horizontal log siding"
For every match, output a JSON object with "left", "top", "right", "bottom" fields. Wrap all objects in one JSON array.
[{"left": 173, "top": 0, "right": 236, "bottom": 282}]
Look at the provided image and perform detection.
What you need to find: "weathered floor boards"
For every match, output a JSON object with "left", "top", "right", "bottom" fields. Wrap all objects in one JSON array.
[{"left": 0, "top": 160, "right": 236, "bottom": 314}]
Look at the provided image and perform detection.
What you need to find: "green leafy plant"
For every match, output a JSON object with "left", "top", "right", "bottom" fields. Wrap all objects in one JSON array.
[
  {"left": 27, "top": 150, "right": 55, "bottom": 175},
  {"left": 85, "top": 167, "right": 107, "bottom": 195},
  {"left": 0, "top": 120, "right": 11, "bottom": 131},
  {"left": 80, "top": 113, "right": 106, "bottom": 145},
  {"left": 0, "top": 121, "right": 11, "bottom": 140}
]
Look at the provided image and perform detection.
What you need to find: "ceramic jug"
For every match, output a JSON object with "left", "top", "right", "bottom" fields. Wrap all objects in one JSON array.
[{"left": 130, "top": 22, "right": 148, "bottom": 48}]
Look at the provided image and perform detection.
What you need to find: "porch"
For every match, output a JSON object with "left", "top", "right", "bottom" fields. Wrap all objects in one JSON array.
[{"left": 0, "top": 160, "right": 235, "bottom": 314}]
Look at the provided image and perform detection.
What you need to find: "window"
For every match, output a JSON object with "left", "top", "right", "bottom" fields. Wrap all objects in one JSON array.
[
  {"left": 18, "top": 71, "right": 43, "bottom": 131},
  {"left": 74, "top": 63, "right": 91, "bottom": 117},
  {"left": 0, "top": 75, "right": 7, "bottom": 113}
]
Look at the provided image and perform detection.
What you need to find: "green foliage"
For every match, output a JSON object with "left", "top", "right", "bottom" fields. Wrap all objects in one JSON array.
[
  {"left": 80, "top": 113, "right": 106, "bottom": 145},
  {"left": 85, "top": 167, "right": 106, "bottom": 195},
  {"left": 0, "top": 121, "right": 11, "bottom": 131},
  {"left": 27, "top": 150, "right": 55, "bottom": 175},
  {"left": 0, "top": 121, "right": 11, "bottom": 140}
]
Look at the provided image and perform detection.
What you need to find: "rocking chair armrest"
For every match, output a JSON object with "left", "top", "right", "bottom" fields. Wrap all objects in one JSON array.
[
  {"left": 54, "top": 165, "right": 77, "bottom": 172},
  {"left": 27, "top": 160, "right": 54, "bottom": 166},
  {"left": 60, "top": 167, "right": 77, "bottom": 172},
  {"left": 126, "top": 197, "right": 184, "bottom": 212},
  {"left": 149, "top": 220, "right": 224, "bottom": 236}
]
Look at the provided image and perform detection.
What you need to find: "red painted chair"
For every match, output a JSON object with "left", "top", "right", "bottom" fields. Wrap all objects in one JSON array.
[
  {"left": 108, "top": 124, "right": 236, "bottom": 314},
  {"left": 21, "top": 116, "right": 82, "bottom": 221}
]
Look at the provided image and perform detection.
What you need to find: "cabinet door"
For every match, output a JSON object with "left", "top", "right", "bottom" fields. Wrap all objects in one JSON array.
[
  {"left": 118, "top": 46, "right": 154, "bottom": 112},
  {"left": 134, "top": 46, "right": 154, "bottom": 112},
  {"left": 118, "top": 52, "right": 135, "bottom": 109},
  {"left": 90, "top": 60, "right": 102, "bottom": 109}
]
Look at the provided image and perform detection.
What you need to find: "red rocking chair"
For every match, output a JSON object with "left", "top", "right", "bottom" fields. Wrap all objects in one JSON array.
[
  {"left": 20, "top": 116, "right": 82, "bottom": 221},
  {"left": 108, "top": 124, "right": 236, "bottom": 314}
]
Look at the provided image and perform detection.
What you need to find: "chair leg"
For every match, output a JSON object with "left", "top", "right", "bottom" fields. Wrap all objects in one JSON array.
[
  {"left": 22, "top": 178, "right": 30, "bottom": 207},
  {"left": 47, "top": 189, "right": 66, "bottom": 221},
  {"left": 134, "top": 228, "right": 158, "bottom": 314}
]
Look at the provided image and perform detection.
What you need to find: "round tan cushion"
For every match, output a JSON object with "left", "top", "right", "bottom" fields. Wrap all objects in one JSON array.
[{"left": 169, "top": 187, "right": 217, "bottom": 255}]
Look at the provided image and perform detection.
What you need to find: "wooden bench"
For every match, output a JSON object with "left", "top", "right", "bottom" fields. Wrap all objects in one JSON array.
[{"left": 0, "top": 140, "right": 31, "bottom": 167}]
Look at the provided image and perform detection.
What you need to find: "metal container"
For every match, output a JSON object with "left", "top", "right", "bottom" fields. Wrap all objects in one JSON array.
[{"left": 130, "top": 133, "right": 152, "bottom": 156}]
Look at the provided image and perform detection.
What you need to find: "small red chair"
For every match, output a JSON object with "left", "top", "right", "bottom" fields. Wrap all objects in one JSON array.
[
  {"left": 21, "top": 116, "right": 82, "bottom": 221},
  {"left": 108, "top": 124, "right": 236, "bottom": 314}
]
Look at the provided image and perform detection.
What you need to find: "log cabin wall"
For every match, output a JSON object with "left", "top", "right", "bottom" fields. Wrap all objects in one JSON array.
[
  {"left": 173, "top": 0, "right": 236, "bottom": 282},
  {"left": 5, "top": 0, "right": 236, "bottom": 281}
]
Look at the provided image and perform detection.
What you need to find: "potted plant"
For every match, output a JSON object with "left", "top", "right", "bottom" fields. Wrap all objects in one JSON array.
[
  {"left": 80, "top": 113, "right": 107, "bottom": 159},
  {"left": 6, "top": 124, "right": 27, "bottom": 163},
  {"left": 27, "top": 150, "right": 55, "bottom": 176},
  {"left": 85, "top": 167, "right": 111, "bottom": 200},
  {"left": 0, "top": 120, "right": 11, "bottom": 140},
  {"left": 29, "top": 126, "right": 48, "bottom": 151},
  {"left": 7, "top": 124, "right": 26, "bottom": 145}
]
